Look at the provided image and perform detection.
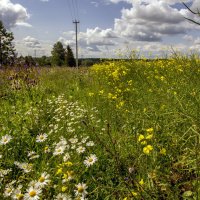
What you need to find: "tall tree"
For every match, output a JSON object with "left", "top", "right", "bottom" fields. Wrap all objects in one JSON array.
[
  {"left": 51, "top": 41, "right": 65, "bottom": 66},
  {"left": 65, "top": 45, "right": 76, "bottom": 67},
  {"left": 0, "top": 20, "right": 16, "bottom": 66}
]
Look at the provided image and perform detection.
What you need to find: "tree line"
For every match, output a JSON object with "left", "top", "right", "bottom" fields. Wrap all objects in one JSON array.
[
  {"left": 0, "top": 20, "right": 76, "bottom": 67},
  {"left": 1, "top": 2, "right": 199, "bottom": 67}
]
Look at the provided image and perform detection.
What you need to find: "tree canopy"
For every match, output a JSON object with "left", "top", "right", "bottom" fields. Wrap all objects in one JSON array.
[
  {"left": 51, "top": 41, "right": 65, "bottom": 66},
  {"left": 51, "top": 42, "right": 76, "bottom": 67},
  {"left": 65, "top": 45, "right": 76, "bottom": 67},
  {"left": 0, "top": 20, "right": 16, "bottom": 66}
]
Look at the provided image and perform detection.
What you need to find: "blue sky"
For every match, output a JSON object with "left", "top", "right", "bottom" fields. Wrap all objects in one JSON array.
[{"left": 0, "top": 0, "right": 200, "bottom": 58}]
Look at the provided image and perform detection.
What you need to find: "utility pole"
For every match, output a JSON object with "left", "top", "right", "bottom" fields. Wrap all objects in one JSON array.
[
  {"left": 0, "top": 35, "right": 2, "bottom": 66},
  {"left": 73, "top": 20, "right": 79, "bottom": 68}
]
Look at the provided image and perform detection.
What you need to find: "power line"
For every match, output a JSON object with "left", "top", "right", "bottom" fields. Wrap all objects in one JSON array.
[
  {"left": 74, "top": 0, "right": 80, "bottom": 20},
  {"left": 66, "top": 0, "right": 75, "bottom": 22}
]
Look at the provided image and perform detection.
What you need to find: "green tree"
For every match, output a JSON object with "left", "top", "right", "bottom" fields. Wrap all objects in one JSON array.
[
  {"left": 51, "top": 41, "right": 65, "bottom": 66},
  {"left": 0, "top": 20, "right": 16, "bottom": 66},
  {"left": 65, "top": 45, "right": 76, "bottom": 67}
]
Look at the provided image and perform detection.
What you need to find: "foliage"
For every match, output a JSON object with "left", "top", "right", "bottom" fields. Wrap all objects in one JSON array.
[
  {"left": 65, "top": 45, "right": 76, "bottom": 67},
  {"left": 0, "top": 20, "right": 16, "bottom": 66},
  {"left": 51, "top": 41, "right": 65, "bottom": 66},
  {"left": 0, "top": 55, "right": 200, "bottom": 199}
]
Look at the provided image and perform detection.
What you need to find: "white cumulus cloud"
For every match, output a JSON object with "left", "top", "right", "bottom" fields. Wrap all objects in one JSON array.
[{"left": 0, "top": 0, "right": 30, "bottom": 29}]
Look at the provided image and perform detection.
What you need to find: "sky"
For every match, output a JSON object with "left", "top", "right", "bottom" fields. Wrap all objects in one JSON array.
[{"left": 0, "top": 0, "right": 200, "bottom": 58}]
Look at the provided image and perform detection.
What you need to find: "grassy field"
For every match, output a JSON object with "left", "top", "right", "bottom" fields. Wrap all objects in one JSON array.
[{"left": 0, "top": 56, "right": 200, "bottom": 199}]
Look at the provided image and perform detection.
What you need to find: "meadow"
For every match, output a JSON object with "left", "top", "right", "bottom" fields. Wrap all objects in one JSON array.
[{"left": 0, "top": 55, "right": 200, "bottom": 199}]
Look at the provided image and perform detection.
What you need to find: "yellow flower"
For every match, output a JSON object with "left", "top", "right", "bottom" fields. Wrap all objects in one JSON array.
[
  {"left": 61, "top": 186, "right": 67, "bottom": 192},
  {"left": 65, "top": 161, "right": 73, "bottom": 166},
  {"left": 116, "top": 101, "right": 125, "bottom": 108},
  {"left": 146, "top": 128, "right": 154, "bottom": 133},
  {"left": 88, "top": 92, "right": 94, "bottom": 97},
  {"left": 141, "top": 140, "right": 147, "bottom": 145},
  {"left": 56, "top": 168, "right": 62, "bottom": 175},
  {"left": 139, "top": 179, "right": 144, "bottom": 185},
  {"left": 146, "top": 134, "right": 153, "bottom": 140},
  {"left": 138, "top": 134, "right": 145, "bottom": 142},
  {"left": 143, "top": 145, "right": 153, "bottom": 154},
  {"left": 131, "top": 191, "right": 138, "bottom": 196},
  {"left": 99, "top": 90, "right": 104, "bottom": 95},
  {"left": 160, "top": 148, "right": 166, "bottom": 155}
]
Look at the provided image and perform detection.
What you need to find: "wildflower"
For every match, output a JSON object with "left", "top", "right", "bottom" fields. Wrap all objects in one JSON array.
[
  {"left": 63, "top": 153, "right": 70, "bottom": 162},
  {"left": 53, "top": 146, "right": 66, "bottom": 156},
  {"left": 69, "top": 137, "right": 78, "bottom": 144},
  {"left": 44, "top": 146, "right": 51, "bottom": 153},
  {"left": 160, "top": 148, "right": 166, "bottom": 155},
  {"left": 38, "top": 172, "right": 50, "bottom": 187},
  {"left": 0, "top": 168, "right": 12, "bottom": 177},
  {"left": 15, "top": 162, "right": 33, "bottom": 173},
  {"left": 138, "top": 134, "right": 145, "bottom": 142},
  {"left": 62, "top": 186, "right": 67, "bottom": 192},
  {"left": 0, "top": 134, "right": 12, "bottom": 145},
  {"left": 88, "top": 92, "right": 94, "bottom": 97},
  {"left": 76, "top": 146, "right": 86, "bottom": 154},
  {"left": 81, "top": 137, "right": 89, "bottom": 144},
  {"left": 12, "top": 186, "right": 24, "bottom": 200},
  {"left": 131, "top": 191, "right": 138, "bottom": 196},
  {"left": 55, "top": 193, "right": 72, "bottom": 200},
  {"left": 66, "top": 170, "right": 75, "bottom": 180},
  {"left": 83, "top": 154, "right": 98, "bottom": 167},
  {"left": 139, "top": 179, "right": 144, "bottom": 185},
  {"left": 56, "top": 168, "right": 63, "bottom": 175},
  {"left": 141, "top": 140, "right": 147, "bottom": 145},
  {"left": 24, "top": 186, "right": 41, "bottom": 200},
  {"left": 57, "top": 137, "right": 68, "bottom": 147},
  {"left": 74, "top": 183, "right": 88, "bottom": 197},
  {"left": 4, "top": 183, "right": 14, "bottom": 197},
  {"left": 146, "top": 128, "right": 154, "bottom": 133},
  {"left": 86, "top": 141, "right": 94, "bottom": 147},
  {"left": 146, "top": 134, "right": 153, "bottom": 140},
  {"left": 64, "top": 161, "right": 73, "bottom": 167},
  {"left": 143, "top": 145, "right": 153, "bottom": 154},
  {"left": 36, "top": 133, "right": 48, "bottom": 142}
]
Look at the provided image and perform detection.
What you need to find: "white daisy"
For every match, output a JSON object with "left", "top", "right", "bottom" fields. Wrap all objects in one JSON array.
[
  {"left": 86, "top": 141, "right": 94, "bottom": 147},
  {"left": 57, "top": 137, "right": 67, "bottom": 146},
  {"left": 53, "top": 145, "right": 66, "bottom": 156},
  {"left": 76, "top": 146, "right": 86, "bottom": 154},
  {"left": 69, "top": 137, "right": 78, "bottom": 144},
  {"left": 83, "top": 154, "right": 98, "bottom": 167},
  {"left": 4, "top": 184, "right": 14, "bottom": 197},
  {"left": 18, "top": 162, "right": 33, "bottom": 173},
  {"left": 55, "top": 193, "right": 72, "bottom": 200},
  {"left": 36, "top": 133, "right": 48, "bottom": 142},
  {"left": 63, "top": 153, "right": 70, "bottom": 162},
  {"left": 0, "top": 134, "right": 12, "bottom": 145},
  {"left": 74, "top": 183, "right": 88, "bottom": 197},
  {"left": 24, "top": 186, "right": 41, "bottom": 200},
  {"left": 37, "top": 172, "right": 50, "bottom": 187},
  {"left": 28, "top": 180, "right": 40, "bottom": 188},
  {"left": 12, "top": 187, "right": 24, "bottom": 200}
]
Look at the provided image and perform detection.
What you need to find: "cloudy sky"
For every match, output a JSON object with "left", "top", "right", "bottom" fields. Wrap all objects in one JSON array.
[{"left": 1, "top": 0, "right": 200, "bottom": 58}]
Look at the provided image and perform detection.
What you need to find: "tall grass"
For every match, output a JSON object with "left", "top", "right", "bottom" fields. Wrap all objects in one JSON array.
[{"left": 0, "top": 56, "right": 199, "bottom": 199}]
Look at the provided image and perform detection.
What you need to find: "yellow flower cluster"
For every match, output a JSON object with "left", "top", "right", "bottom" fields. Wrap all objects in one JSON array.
[{"left": 138, "top": 128, "right": 154, "bottom": 155}]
